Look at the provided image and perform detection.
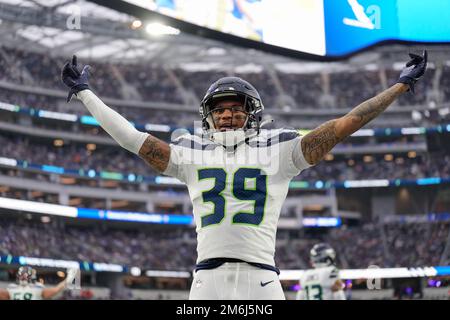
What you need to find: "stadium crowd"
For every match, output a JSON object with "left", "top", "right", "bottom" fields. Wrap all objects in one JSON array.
[
  {"left": 1, "top": 135, "right": 448, "bottom": 185},
  {"left": 298, "top": 153, "right": 450, "bottom": 182},
  {"left": 0, "top": 46, "right": 447, "bottom": 111},
  {"left": 0, "top": 88, "right": 191, "bottom": 126},
  {"left": 0, "top": 218, "right": 196, "bottom": 270},
  {"left": 0, "top": 217, "right": 448, "bottom": 270},
  {"left": 0, "top": 136, "right": 450, "bottom": 186},
  {"left": 1, "top": 45, "right": 449, "bottom": 276},
  {"left": 383, "top": 221, "right": 449, "bottom": 267},
  {"left": 0, "top": 135, "right": 154, "bottom": 177},
  {"left": 1, "top": 47, "right": 123, "bottom": 99}
]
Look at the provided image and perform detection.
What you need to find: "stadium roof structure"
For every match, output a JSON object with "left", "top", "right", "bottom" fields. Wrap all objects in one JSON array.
[
  {"left": 0, "top": 0, "right": 449, "bottom": 71},
  {"left": 0, "top": 0, "right": 296, "bottom": 67}
]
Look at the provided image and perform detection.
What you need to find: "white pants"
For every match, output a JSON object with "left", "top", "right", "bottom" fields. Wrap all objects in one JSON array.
[{"left": 189, "top": 262, "right": 285, "bottom": 300}]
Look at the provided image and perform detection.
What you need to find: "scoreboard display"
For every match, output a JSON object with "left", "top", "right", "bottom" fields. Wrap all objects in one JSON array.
[{"left": 117, "top": 0, "right": 450, "bottom": 59}]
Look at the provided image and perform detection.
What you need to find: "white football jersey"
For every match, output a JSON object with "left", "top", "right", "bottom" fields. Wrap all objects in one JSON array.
[
  {"left": 297, "top": 266, "right": 345, "bottom": 300},
  {"left": 163, "top": 128, "right": 311, "bottom": 266},
  {"left": 7, "top": 283, "right": 44, "bottom": 300}
]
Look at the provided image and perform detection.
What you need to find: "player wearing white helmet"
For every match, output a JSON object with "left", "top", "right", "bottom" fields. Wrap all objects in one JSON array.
[
  {"left": 0, "top": 266, "right": 78, "bottom": 300},
  {"left": 61, "top": 51, "right": 427, "bottom": 299},
  {"left": 296, "top": 243, "right": 346, "bottom": 300}
]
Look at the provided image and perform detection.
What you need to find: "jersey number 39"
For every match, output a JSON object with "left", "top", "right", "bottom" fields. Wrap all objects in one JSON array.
[{"left": 198, "top": 168, "right": 267, "bottom": 228}]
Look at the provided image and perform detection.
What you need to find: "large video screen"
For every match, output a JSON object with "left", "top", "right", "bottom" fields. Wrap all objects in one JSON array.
[
  {"left": 121, "top": 0, "right": 450, "bottom": 58},
  {"left": 325, "top": 0, "right": 450, "bottom": 56}
]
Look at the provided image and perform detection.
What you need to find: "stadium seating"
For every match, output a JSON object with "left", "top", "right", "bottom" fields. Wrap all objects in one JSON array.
[{"left": 0, "top": 217, "right": 448, "bottom": 271}]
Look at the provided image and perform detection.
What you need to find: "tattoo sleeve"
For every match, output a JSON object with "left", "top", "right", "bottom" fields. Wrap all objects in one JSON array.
[
  {"left": 301, "top": 83, "right": 408, "bottom": 165},
  {"left": 138, "top": 135, "right": 171, "bottom": 173}
]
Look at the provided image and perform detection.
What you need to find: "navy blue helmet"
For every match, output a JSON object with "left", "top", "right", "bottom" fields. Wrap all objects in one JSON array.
[{"left": 199, "top": 76, "right": 264, "bottom": 133}]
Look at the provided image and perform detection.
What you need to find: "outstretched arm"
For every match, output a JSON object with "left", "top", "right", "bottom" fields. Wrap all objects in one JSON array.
[
  {"left": 0, "top": 288, "right": 10, "bottom": 300},
  {"left": 300, "top": 51, "right": 427, "bottom": 166},
  {"left": 41, "top": 268, "right": 81, "bottom": 300},
  {"left": 301, "top": 83, "right": 407, "bottom": 165},
  {"left": 61, "top": 55, "right": 171, "bottom": 173},
  {"left": 41, "top": 280, "right": 67, "bottom": 300},
  {"left": 77, "top": 90, "right": 170, "bottom": 173}
]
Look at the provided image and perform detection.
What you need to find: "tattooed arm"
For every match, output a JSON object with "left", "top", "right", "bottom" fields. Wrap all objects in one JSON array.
[
  {"left": 301, "top": 83, "right": 408, "bottom": 165},
  {"left": 138, "top": 135, "right": 171, "bottom": 173},
  {"left": 300, "top": 50, "right": 427, "bottom": 166},
  {"left": 62, "top": 57, "right": 173, "bottom": 174}
]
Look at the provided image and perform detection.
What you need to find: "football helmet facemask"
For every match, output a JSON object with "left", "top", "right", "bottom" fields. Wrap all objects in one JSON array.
[{"left": 199, "top": 76, "right": 264, "bottom": 147}]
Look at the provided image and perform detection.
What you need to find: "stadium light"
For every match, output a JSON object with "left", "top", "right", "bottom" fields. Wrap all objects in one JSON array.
[
  {"left": 0, "top": 197, "right": 77, "bottom": 218},
  {"left": 0, "top": 157, "right": 17, "bottom": 167},
  {"left": 351, "top": 129, "right": 374, "bottom": 137},
  {"left": 155, "top": 176, "right": 184, "bottom": 185},
  {"left": 0, "top": 102, "right": 20, "bottom": 112},
  {"left": 315, "top": 181, "right": 324, "bottom": 189},
  {"left": 37, "top": 110, "right": 77, "bottom": 122},
  {"left": 93, "top": 263, "right": 124, "bottom": 273},
  {"left": 131, "top": 20, "right": 142, "bottom": 29},
  {"left": 145, "top": 123, "right": 171, "bottom": 132},
  {"left": 53, "top": 139, "right": 64, "bottom": 147},
  {"left": 145, "top": 22, "right": 180, "bottom": 36},
  {"left": 344, "top": 180, "right": 390, "bottom": 188},
  {"left": 411, "top": 110, "right": 423, "bottom": 121},
  {"left": 40, "top": 216, "right": 51, "bottom": 224},
  {"left": 130, "top": 267, "right": 142, "bottom": 277},
  {"left": 401, "top": 127, "right": 425, "bottom": 135},
  {"left": 145, "top": 270, "right": 191, "bottom": 278},
  {"left": 408, "top": 151, "right": 417, "bottom": 158},
  {"left": 363, "top": 155, "right": 373, "bottom": 163}
]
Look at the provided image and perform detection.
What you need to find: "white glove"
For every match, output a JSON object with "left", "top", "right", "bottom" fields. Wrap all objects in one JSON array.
[{"left": 65, "top": 268, "right": 79, "bottom": 286}]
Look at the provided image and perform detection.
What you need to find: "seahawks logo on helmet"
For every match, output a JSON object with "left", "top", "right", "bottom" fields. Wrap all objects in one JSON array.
[
  {"left": 310, "top": 243, "right": 336, "bottom": 268},
  {"left": 199, "top": 76, "right": 264, "bottom": 146}
]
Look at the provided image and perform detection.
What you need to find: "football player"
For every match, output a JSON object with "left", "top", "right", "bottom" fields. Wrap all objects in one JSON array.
[
  {"left": 61, "top": 51, "right": 426, "bottom": 299},
  {"left": 296, "top": 243, "right": 346, "bottom": 300},
  {"left": 0, "top": 266, "right": 78, "bottom": 300}
]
